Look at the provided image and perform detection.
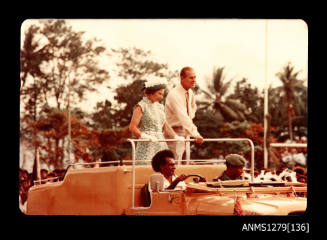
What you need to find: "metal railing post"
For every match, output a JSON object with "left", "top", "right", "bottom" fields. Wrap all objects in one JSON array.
[{"left": 127, "top": 139, "right": 136, "bottom": 209}]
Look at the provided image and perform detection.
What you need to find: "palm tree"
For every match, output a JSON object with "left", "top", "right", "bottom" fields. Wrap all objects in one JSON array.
[
  {"left": 199, "top": 66, "right": 246, "bottom": 122},
  {"left": 276, "top": 62, "right": 305, "bottom": 141},
  {"left": 20, "top": 24, "right": 51, "bottom": 92}
]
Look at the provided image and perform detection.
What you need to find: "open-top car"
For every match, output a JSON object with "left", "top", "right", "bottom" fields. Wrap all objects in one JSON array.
[{"left": 26, "top": 138, "right": 307, "bottom": 215}]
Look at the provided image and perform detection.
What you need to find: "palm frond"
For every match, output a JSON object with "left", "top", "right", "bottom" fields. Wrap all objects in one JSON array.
[
  {"left": 213, "top": 67, "right": 225, "bottom": 93},
  {"left": 225, "top": 99, "right": 246, "bottom": 112},
  {"left": 220, "top": 79, "right": 233, "bottom": 96},
  {"left": 199, "top": 88, "right": 214, "bottom": 99},
  {"left": 218, "top": 103, "right": 239, "bottom": 121}
]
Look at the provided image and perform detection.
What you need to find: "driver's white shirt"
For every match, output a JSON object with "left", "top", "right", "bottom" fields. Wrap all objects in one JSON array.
[{"left": 162, "top": 174, "right": 187, "bottom": 190}]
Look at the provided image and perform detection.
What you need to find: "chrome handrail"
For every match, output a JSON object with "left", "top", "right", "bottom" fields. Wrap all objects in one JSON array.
[
  {"left": 127, "top": 138, "right": 255, "bottom": 209},
  {"left": 270, "top": 143, "right": 307, "bottom": 148},
  {"left": 68, "top": 159, "right": 226, "bottom": 166}
]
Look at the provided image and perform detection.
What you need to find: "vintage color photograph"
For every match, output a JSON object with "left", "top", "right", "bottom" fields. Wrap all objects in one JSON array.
[{"left": 20, "top": 19, "right": 308, "bottom": 216}]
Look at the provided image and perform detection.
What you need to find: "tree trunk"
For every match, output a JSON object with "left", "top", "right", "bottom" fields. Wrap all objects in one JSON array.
[
  {"left": 288, "top": 108, "right": 293, "bottom": 142},
  {"left": 62, "top": 137, "right": 66, "bottom": 167},
  {"left": 32, "top": 81, "right": 39, "bottom": 182},
  {"left": 55, "top": 138, "right": 60, "bottom": 169}
]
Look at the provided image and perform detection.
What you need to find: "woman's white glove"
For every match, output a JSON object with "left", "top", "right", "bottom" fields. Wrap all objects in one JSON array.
[
  {"left": 174, "top": 135, "right": 185, "bottom": 142},
  {"left": 140, "top": 132, "right": 158, "bottom": 142}
]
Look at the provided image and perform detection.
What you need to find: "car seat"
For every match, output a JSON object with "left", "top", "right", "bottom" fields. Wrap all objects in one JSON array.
[{"left": 141, "top": 174, "right": 164, "bottom": 207}]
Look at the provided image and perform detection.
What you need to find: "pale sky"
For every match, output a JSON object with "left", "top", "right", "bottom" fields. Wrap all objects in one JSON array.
[{"left": 21, "top": 18, "right": 308, "bottom": 112}]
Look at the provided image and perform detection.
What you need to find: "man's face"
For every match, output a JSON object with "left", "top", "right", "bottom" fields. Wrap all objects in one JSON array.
[
  {"left": 41, "top": 171, "right": 48, "bottom": 179},
  {"left": 181, "top": 69, "right": 196, "bottom": 90},
  {"left": 20, "top": 173, "right": 30, "bottom": 190},
  {"left": 160, "top": 157, "right": 176, "bottom": 177},
  {"left": 230, "top": 165, "right": 244, "bottom": 178}
]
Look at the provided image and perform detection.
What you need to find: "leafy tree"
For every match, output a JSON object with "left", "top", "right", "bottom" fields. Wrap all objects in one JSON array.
[
  {"left": 198, "top": 66, "right": 247, "bottom": 122},
  {"left": 228, "top": 78, "right": 264, "bottom": 123},
  {"left": 190, "top": 119, "right": 279, "bottom": 169},
  {"left": 33, "top": 105, "right": 131, "bottom": 169},
  {"left": 91, "top": 100, "right": 116, "bottom": 130},
  {"left": 90, "top": 47, "right": 179, "bottom": 161},
  {"left": 33, "top": 107, "right": 83, "bottom": 169},
  {"left": 20, "top": 19, "right": 110, "bottom": 168},
  {"left": 20, "top": 24, "right": 50, "bottom": 92},
  {"left": 22, "top": 20, "right": 110, "bottom": 110},
  {"left": 275, "top": 62, "right": 306, "bottom": 141},
  {"left": 93, "top": 127, "right": 131, "bottom": 166},
  {"left": 93, "top": 47, "right": 178, "bottom": 129},
  {"left": 111, "top": 47, "right": 176, "bottom": 82},
  {"left": 21, "top": 19, "right": 110, "bottom": 118},
  {"left": 20, "top": 23, "right": 50, "bottom": 165}
]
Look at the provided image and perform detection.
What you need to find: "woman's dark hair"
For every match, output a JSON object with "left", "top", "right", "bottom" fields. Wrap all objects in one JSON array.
[
  {"left": 151, "top": 149, "right": 175, "bottom": 172},
  {"left": 145, "top": 88, "right": 158, "bottom": 95}
]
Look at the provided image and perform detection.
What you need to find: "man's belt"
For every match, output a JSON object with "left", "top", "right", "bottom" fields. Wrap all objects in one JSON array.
[{"left": 172, "top": 126, "right": 184, "bottom": 130}]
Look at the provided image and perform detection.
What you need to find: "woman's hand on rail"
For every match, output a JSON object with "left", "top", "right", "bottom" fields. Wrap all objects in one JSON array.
[
  {"left": 174, "top": 135, "right": 185, "bottom": 142},
  {"left": 194, "top": 135, "right": 204, "bottom": 144}
]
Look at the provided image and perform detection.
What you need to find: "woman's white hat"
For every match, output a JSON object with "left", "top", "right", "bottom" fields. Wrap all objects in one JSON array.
[{"left": 144, "top": 76, "right": 168, "bottom": 90}]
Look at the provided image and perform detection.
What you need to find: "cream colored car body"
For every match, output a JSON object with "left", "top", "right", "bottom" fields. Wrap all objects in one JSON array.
[{"left": 26, "top": 164, "right": 306, "bottom": 215}]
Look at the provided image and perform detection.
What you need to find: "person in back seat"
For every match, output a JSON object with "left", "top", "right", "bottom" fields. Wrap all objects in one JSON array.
[
  {"left": 151, "top": 149, "right": 188, "bottom": 190},
  {"left": 215, "top": 154, "right": 247, "bottom": 181}
]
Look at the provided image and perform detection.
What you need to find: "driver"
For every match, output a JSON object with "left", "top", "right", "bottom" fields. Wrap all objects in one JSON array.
[
  {"left": 151, "top": 149, "right": 188, "bottom": 190},
  {"left": 215, "top": 154, "right": 246, "bottom": 181}
]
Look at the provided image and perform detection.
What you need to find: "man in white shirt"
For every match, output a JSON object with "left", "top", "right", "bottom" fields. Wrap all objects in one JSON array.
[
  {"left": 151, "top": 149, "right": 188, "bottom": 190},
  {"left": 165, "top": 67, "right": 204, "bottom": 162}
]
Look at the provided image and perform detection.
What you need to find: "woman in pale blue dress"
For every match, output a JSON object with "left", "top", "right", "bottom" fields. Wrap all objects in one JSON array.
[{"left": 129, "top": 77, "right": 184, "bottom": 165}]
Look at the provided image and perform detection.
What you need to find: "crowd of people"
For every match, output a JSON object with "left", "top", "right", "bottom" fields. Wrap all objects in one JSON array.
[
  {"left": 280, "top": 138, "right": 307, "bottom": 167},
  {"left": 243, "top": 165, "right": 307, "bottom": 183},
  {"left": 19, "top": 167, "right": 66, "bottom": 213}
]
